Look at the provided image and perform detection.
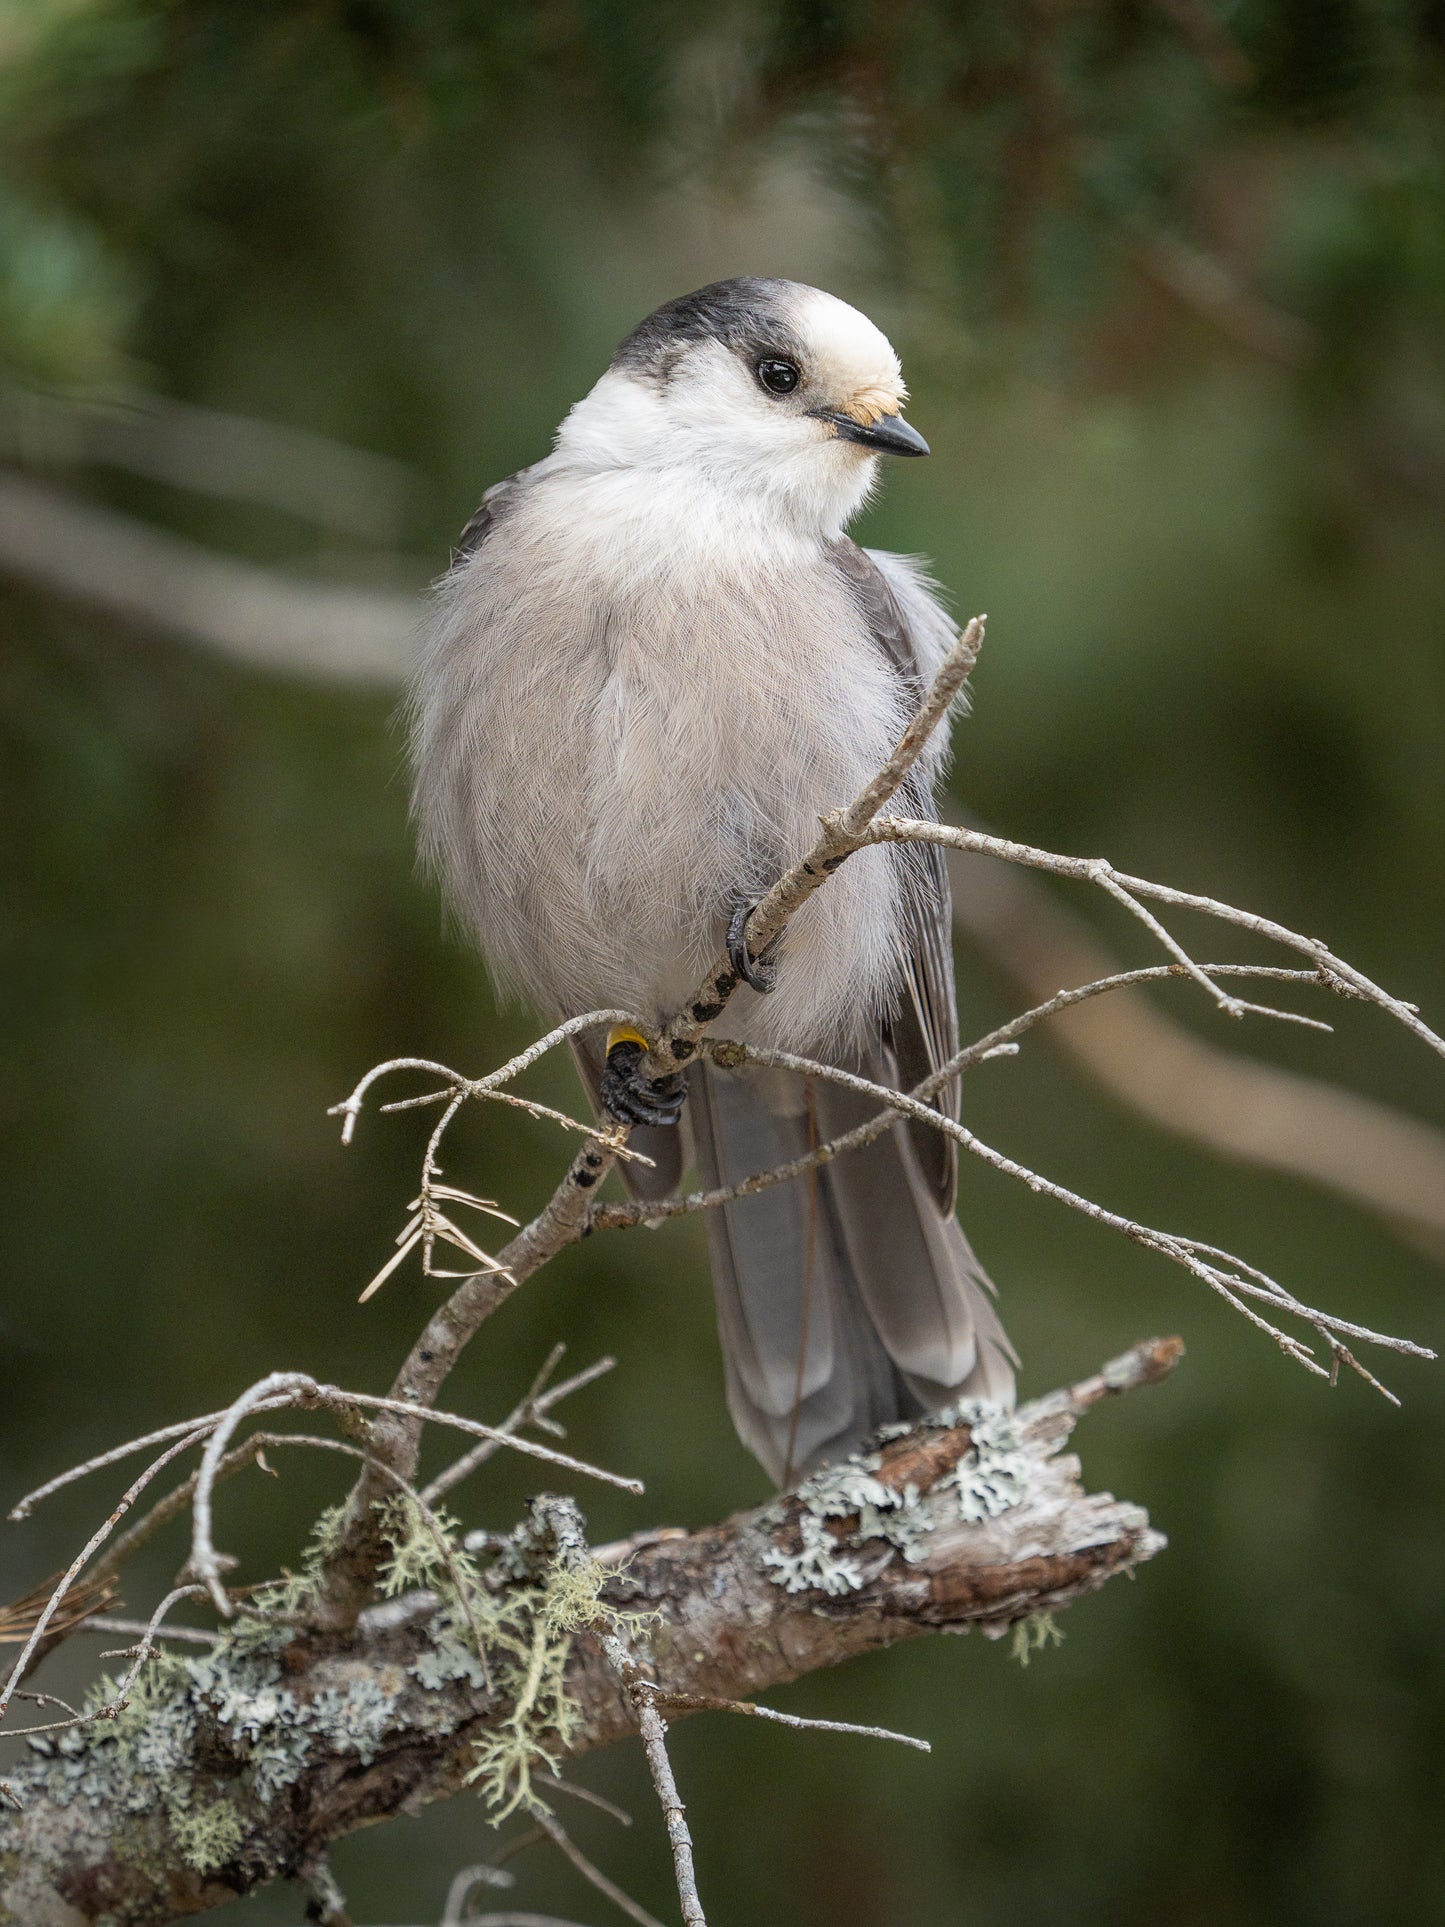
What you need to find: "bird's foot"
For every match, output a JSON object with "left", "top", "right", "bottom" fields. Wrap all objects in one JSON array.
[
  {"left": 601, "top": 1026, "right": 687, "bottom": 1128},
  {"left": 727, "top": 898, "right": 781, "bottom": 993}
]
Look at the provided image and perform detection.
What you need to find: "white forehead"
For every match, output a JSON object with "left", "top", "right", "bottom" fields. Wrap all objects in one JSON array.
[{"left": 787, "top": 285, "right": 904, "bottom": 397}]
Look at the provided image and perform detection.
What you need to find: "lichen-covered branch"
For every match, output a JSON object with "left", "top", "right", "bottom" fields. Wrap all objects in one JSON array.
[{"left": 0, "top": 1343, "right": 1174, "bottom": 1927}]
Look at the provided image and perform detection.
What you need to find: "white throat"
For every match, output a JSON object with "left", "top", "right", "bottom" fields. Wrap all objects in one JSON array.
[{"left": 553, "top": 368, "right": 879, "bottom": 540}]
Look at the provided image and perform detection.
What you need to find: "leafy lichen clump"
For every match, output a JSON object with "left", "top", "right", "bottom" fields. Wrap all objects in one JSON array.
[
  {"left": 764, "top": 1451, "right": 927, "bottom": 1595},
  {"left": 763, "top": 1404, "right": 1033, "bottom": 1596},
  {"left": 944, "top": 1404, "right": 1032, "bottom": 1523},
  {"left": 169, "top": 1797, "right": 244, "bottom": 1874}
]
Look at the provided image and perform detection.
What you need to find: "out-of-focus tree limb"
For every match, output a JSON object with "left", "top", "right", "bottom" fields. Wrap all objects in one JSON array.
[
  {"left": 0, "top": 386, "right": 415, "bottom": 542},
  {"left": 949, "top": 847, "right": 1445, "bottom": 1258},
  {"left": 0, "top": 468, "right": 418, "bottom": 683}
]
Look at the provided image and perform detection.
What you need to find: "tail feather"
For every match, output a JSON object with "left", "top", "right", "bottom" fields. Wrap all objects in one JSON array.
[
  {"left": 812, "top": 1054, "right": 1016, "bottom": 1397},
  {"left": 689, "top": 1056, "right": 1016, "bottom": 1485}
]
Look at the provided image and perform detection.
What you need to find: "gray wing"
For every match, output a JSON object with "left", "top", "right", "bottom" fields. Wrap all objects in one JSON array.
[
  {"left": 452, "top": 462, "right": 544, "bottom": 563},
  {"left": 829, "top": 537, "right": 960, "bottom": 1212}
]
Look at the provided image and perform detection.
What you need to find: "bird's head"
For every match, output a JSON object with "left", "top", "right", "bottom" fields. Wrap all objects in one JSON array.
[{"left": 555, "top": 279, "right": 927, "bottom": 534}]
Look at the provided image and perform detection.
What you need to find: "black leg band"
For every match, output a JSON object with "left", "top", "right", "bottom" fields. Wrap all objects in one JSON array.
[{"left": 600, "top": 1039, "right": 687, "bottom": 1129}]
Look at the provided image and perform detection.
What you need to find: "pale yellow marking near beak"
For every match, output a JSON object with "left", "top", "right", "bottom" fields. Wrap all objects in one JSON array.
[
  {"left": 838, "top": 381, "right": 907, "bottom": 428},
  {"left": 606, "top": 1023, "right": 652, "bottom": 1054}
]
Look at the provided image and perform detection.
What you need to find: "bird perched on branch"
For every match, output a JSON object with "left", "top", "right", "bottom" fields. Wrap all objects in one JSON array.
[{"left": 411, "top": 278, "right": 1015, "bottom": 1483}]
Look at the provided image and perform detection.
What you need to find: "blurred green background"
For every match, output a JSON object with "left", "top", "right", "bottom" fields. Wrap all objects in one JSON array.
[{"left": 2, "top": 4, "right": 1444, "bottom": 1922}]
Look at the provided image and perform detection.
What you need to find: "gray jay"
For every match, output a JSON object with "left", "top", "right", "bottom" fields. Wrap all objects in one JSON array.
[{"left": 410, "top": 278, "right": 1016, "bottom": 1483}]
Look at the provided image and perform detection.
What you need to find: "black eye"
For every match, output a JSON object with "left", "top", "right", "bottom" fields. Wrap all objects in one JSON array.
[{"left": 757, "top": 358, "right": 800, "bottom": 396}]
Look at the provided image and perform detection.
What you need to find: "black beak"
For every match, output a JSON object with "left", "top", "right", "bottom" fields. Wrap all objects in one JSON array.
[{"left": 815, "top": 410, "right": 930, "bottom": 457}]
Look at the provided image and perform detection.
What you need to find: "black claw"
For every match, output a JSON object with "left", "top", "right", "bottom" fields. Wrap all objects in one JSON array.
[
  {"left": 727, "top": 899, "right": 780, "bottom": 994},
  {"left": 600, "top": 1040, "right": 687, "bottom": 1129}
]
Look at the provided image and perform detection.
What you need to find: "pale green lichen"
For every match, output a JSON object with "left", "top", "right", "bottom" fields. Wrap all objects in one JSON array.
[
  {"left": 169, "top": 1797, "right": 243, "bottom": 1873},
  {"left": 462, "top": 1501, "right": 651, "bottom": 1823},
  {"left": 5, "top": 1492, "right": 654, "bottom": 1903},
  {"left": 1011, "top": 1612, "right": 1064, "bottom": 1666},
  {"left": 377, "top": 1497, "right": 481, "bottom": 1599}
]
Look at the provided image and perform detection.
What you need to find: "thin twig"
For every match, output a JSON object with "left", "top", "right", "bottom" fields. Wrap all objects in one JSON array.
[
  {"left": 599, "top": 1634, "right": 707, "bottom": 1927},
  {"left": 189, "top": 1374, "right": 642, "bottom": 1617},
  {"left": 190, "top": 1375, "right": 326, "bottom": 1613},
  {"left": 99, "top": 1435, "right": 274, "bottom": 1584},
  {"left": 870, "top": 818, "right": 1445, "bottom": 1062},
  {"left": 0, "top": 1428, "right": 211, "bottom": 1719},
  {"left": 537, "top": 1774, "right": 632, "bottom": 1827},
  {"left": 83, "top": 1615, "right": 218, "bottom": 1648},
  {"left": 8, "top": 1398, "right": 295, "bottom": 1521},
  {"left": 422, "top": 1352, "right": 616, "bottom": 1505},
  {"left": 436, "top": 1830, "right": 548, "bottom": 1921},
  {"left": 529, "top": 1805, "right": 665, "bottom": 1927},
  {"left": 643, "top": 1685, "right": 929, "bottom": 1752},
  {"left": 686, "top": 1037, "right": 1431, "bottom": 1393},
  {"left": 592, "top": 963, "right": 1334, "bottom": 1234},
  {"left": 103, "top": 1586, "right": 208, "bottom": 1710},
  {"left": 329, "top": 1014, "right": 643, "bottom": 1145}
]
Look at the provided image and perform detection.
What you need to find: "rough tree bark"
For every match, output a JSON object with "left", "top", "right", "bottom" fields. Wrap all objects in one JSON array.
[{"left": 0, "top": 1341, "right": 1176, "bottom": 1926}]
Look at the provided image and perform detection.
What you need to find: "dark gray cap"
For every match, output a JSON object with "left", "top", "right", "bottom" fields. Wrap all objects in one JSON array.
[{"left": 611, "top": 278, "right": 808, "bottom": 384}]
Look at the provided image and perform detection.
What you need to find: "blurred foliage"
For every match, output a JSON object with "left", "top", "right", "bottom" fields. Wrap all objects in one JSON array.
[{"left": 2, "top": 3, "right": 1444, "bottom": 1924}]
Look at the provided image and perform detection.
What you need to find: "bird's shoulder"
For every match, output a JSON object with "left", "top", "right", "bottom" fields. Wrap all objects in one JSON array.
[
  {"left": 828, "top": 536, "right": 963, "bottom": 691},
  {"left": 451, "top": 460, "right": 549, "bottom": 563},
  {"left": 827, "top": 535, "right": 920, "bottom": 690}
]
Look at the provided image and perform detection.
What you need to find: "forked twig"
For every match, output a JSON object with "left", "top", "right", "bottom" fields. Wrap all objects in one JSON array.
[
  {"left": 0, "top": 1428, "right": 211, "bottom": 1720},
  {"left": 528, "top": 1805, "right": 664, "bottom": 1927},
  {"left": 688, "top": 1036, "right": 1431, "bottom": 1397},
  {"left": 869, "top": 817, "right": 1445, "bottom": 1062},
  {"left": 422, "top": 1351, "right": 616, "bottom": 1506}
]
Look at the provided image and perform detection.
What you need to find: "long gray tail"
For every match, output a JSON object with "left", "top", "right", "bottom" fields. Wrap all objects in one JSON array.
[{"left": 688, "top": 1054, "right": 1016, "bottom": 1485}]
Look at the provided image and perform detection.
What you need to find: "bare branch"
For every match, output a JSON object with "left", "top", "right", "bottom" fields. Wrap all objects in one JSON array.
[
  {"left": 0, "top": 469, "right": 416, "bottom": 683},
  {"left": 590, "top": 963, "right": 1335, "bottom": 1233},
  {"left": 422, "top": 1352, "right": 617, "bottom": 1507},
  {"left": 1, "top": 386, "right": 415, "bottom": 542},
  {"left": 872, "top": 817, "right": 1445, "bottom": 1063},
  {"left": 948, "top": 846, "right": 1445, "bottom": 1255},
  {"left": 643, "top": 1685, "right": 929, "bottom": 1752},
  {"left": 0, "top": 1429, "right": 216, "bottom": 1720},
  {"left": 82, "top": 1616, "right": 218, "bottom": 1649},
  {"left": 598, "top": 1634, "right": 707, "bottom": 1927},
  {"left": 103, "top": 1586, "right": 209, "bottom": 1711},
  {"left": 190, "top": 1375, "right": 329, "bottom": 1613},
  {"left": 529, "top": 1805, "right": 666, "bottom": 1927},
  {"left": 9, "top": 1401, "right": 295, "bottom": 1522},
  {"left": 683, "top": 1035, "right": 1431, "bottom": 1394},
  {"left": 537, "top": 1774, "right": 633, "bottom": 1827}
]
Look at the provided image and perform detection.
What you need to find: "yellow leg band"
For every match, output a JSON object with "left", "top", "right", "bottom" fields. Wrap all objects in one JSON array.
[{"left": 606, "top": 1024, "right": 651, "bottom": 1055}]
